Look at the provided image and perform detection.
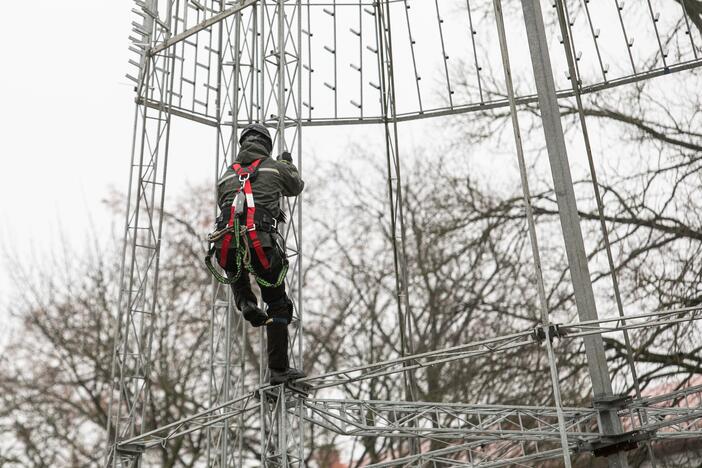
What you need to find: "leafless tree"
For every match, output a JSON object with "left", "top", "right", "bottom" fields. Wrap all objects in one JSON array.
[{"left": 0, "top": 187, "right": 220, "bottom": 467}]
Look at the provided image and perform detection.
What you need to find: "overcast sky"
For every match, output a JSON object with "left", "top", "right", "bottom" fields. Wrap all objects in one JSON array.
[{"left": 0, "top": 3, "right": 140, "bottom": 334}]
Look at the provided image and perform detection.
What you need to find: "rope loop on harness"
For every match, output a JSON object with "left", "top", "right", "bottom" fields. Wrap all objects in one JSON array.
[{"left": 205, "top": 159, "right": 289, "bottom": 288}]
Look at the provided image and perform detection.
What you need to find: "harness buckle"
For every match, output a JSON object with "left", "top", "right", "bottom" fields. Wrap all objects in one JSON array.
[
  {"left": 238, "top": 172, "right": 250, "bottom": 183},
  {"left": 246, "top": 223, "right": 257, "bottom": 232}
]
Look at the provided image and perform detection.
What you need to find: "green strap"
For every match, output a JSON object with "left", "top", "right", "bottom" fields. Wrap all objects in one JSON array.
[
  {"left": 247, "top": 260, "right": 288, "bottom": 288},
  {"left": 205, "top": 247, "right": 243, "bottom": 284},
  {"left": 205, "top": 218, "right": 289, "bottom": 288}
]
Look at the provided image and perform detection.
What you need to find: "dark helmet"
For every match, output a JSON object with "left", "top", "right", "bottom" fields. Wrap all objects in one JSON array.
[{"left": 239, "top": 123, "right": 272, "bottom": 147}]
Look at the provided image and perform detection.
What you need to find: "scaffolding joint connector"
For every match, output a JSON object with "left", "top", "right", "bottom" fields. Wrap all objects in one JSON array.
[
  {"left": 531, "top": 323, "right": 566, "bottom": 343},
  {"left": 116, "top": 442, "right": 145, "bottom": 456},
  {"left": 576, "top": 428, "right": 656, "bottom": 458},
  {"left": 592, "top": 393, "right": 632, "bottom": 410}
]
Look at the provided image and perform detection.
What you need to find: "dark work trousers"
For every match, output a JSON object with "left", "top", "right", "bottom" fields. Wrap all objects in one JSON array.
[{"left": 227, "top": 244, "right": 292, "bottom": 371}]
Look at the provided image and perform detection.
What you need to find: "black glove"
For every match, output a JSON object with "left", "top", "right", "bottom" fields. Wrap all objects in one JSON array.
[{"left": 277, "top": 151, "right": 293, "bottom": 163}]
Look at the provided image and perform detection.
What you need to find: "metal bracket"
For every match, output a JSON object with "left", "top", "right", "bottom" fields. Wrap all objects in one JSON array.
[
  {"left": 116, "top": 443, "right": 145, "bottom": 456},
  {"left": 592, "top": 393, "right": 633, "bottom": 411},
  {"left": 531, "top": 323, "right": 567, "bottom": 343},
  {"left": 574, "top": 395, "right": 651, "bottom": 457},
  {"left": 576, "top": 429, "right": 656, "bottom": 458}
]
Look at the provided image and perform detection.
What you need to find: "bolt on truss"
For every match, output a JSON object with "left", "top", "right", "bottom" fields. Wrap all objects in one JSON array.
[{"left": 107, "top": 0, "right": 702, "bottom": 466}]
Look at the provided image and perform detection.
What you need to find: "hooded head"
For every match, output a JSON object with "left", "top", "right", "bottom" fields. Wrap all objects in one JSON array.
[{"left": 239, "top": 123, "right": 273, "bottom": 154}]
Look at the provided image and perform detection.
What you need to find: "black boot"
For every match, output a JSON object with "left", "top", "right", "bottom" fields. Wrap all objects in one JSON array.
[
  {"left": 270, "top": 367, "right": 306, "bottom": 385},
  {"left": 239, "top": 300, "right": 269, "bottom": 327}
]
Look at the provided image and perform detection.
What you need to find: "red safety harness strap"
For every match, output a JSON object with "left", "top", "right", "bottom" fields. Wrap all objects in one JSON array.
[
  {"left": 218, "top": 204, "right": 236, "bottom": 267},
  {"left": 231, "top": 159, "right": 270, "bottom": 270}
]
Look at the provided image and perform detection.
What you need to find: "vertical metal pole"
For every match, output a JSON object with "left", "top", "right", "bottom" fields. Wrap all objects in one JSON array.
[
  {"left": 258, "top": 0, "right": 267, "bottom": 389},
  {"left": 260, "top": 390, "right": 268, "bottom": 467},
  {"left": 376, "top": 0, "right": 417, "bottom": 399},
  {"left": 232, "top": 11, "right": 247, "bottom": 467},
  {"left": 253, "top": 0, "right": 274, "bottom": 460},
  {"left": 209, "top": 2, "right": 248, "bottom": 465},
  {"left": 492, "top": 0, "right": 571, "bottom": 464},
  {"left": 257, "top": 0, "right": 305, "bottom": 463},
  {"left": 106, "top": 0, "right": 177, "bottom": 464},
  {"left": 279, "top": 390, "right": 288, "bottom": 466},
  {"left": 105, "top": 1, "right": 155, "bottom": 460},
  {"left": 277, "top": 0, "right": 286, "bottom": 156},
  {"left": 552, "top": 1, "right": 657, "bottom": 465},
  {"left": 220, "top": 7, "right": 238, "bottom": 465},
  {"left": 519, "top": 1, "right": 627, "bottom": 466},
  {"left": 257, "top": 4, "right": 268, "bottom": 464},
  {"left": 221, "top": 306, "right": 232, "bottom": 467},
  {"left": 233, "top": 11, "right": 250, "bottom": 467},
  {"left": 376, "top": 0, "right": 419, "bottom": 457},
  {"left": 276, "top": 1, "right": 288, "bottom": 464},
  {"left": 296, "top": 0, "right": 307, "bottom": 464}
]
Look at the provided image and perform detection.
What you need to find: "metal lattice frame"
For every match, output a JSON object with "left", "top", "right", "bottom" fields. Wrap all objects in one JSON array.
[
  {"left": 257, "top": 0, "right": 306, "bottom": 464},
  {"left": 376, "top": 0, "right": 419, "bottom": 443},
  {"left": 106, "top": 0, "right": 702, "bottom": 466},
  {"left": 105, "top": 0, "right": 178, "bottom": 464},
  {"left": 114, "top": 308, "right": 702, "bottom": 459},
  {"left": 207, "top": 1, "right": 255, "bottom": 464}
]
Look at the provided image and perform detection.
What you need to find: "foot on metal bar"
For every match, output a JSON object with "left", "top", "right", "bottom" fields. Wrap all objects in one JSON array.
[
  {"left": 270, "top": 367, "right": 306, "bottom": 386},
  {"left": 258, "top": 369, "right": 311, "bottom": 401}
]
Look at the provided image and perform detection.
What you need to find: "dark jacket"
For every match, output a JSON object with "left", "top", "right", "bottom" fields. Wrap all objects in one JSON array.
[{"left": 217, "top": 141, "right": 304, "bottom": 220}]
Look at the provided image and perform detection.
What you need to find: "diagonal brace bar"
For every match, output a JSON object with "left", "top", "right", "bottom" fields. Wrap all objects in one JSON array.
[{"left": 149, "top": 0, "right": 259, "bottom": 56}]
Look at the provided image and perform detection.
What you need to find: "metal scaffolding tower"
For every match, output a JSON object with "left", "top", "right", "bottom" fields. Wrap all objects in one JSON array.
[{"left": 105, "top": 0, "right": 702, "bottom": 466}]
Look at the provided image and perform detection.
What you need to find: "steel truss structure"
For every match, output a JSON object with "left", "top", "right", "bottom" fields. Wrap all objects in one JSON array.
[
  {"left": 106, "top": 0, "right": 702, "bottom": 466},
  {"left": 112, "top": 308, "right": 702, "bottom": 464}
]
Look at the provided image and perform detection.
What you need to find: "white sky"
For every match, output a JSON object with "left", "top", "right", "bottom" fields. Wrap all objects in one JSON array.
[{"left": 0, "top": 3, "right": 137, "bottom": 335}]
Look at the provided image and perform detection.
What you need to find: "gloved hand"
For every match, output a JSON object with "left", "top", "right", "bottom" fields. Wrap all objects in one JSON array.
[{"left": 277, "top": 151, "right": 293, "bottom": 163}]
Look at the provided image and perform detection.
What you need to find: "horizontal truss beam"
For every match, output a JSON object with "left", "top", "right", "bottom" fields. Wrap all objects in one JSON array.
[
  {"left": 366, "top": 445, "right": 567, "bottom": 468},
  {"left": 299, "top": 306, "right": 702, "bottom": 390},
  {"left": 138, "top": 57, "right": 702, "bottom": 128},
  {"left": 120, "top": 385, "right": 702, "bottom": 465},
  {"left": 303, "top": 391, "right": 702, "bottom": 437},
  {"left": 303, "top": 398, "right": 599, "bottom": 440},
  {"left": 116, "top": 307, "right": 702, "bottom": 450}
]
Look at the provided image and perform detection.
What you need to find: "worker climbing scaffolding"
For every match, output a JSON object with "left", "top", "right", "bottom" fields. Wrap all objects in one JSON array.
[{"left": 206, "top": 123, "right": 306, "bottom": 385}]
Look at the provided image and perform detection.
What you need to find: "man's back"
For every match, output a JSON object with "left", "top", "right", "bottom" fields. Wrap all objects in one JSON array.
[{"left": 217, "top": 141, "right": 304, "bottom": 219}]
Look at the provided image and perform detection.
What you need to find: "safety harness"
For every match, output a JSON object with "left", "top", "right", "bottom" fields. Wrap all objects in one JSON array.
[{"left": 205, "top": 159, "right": 288, "bottom": 287}]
